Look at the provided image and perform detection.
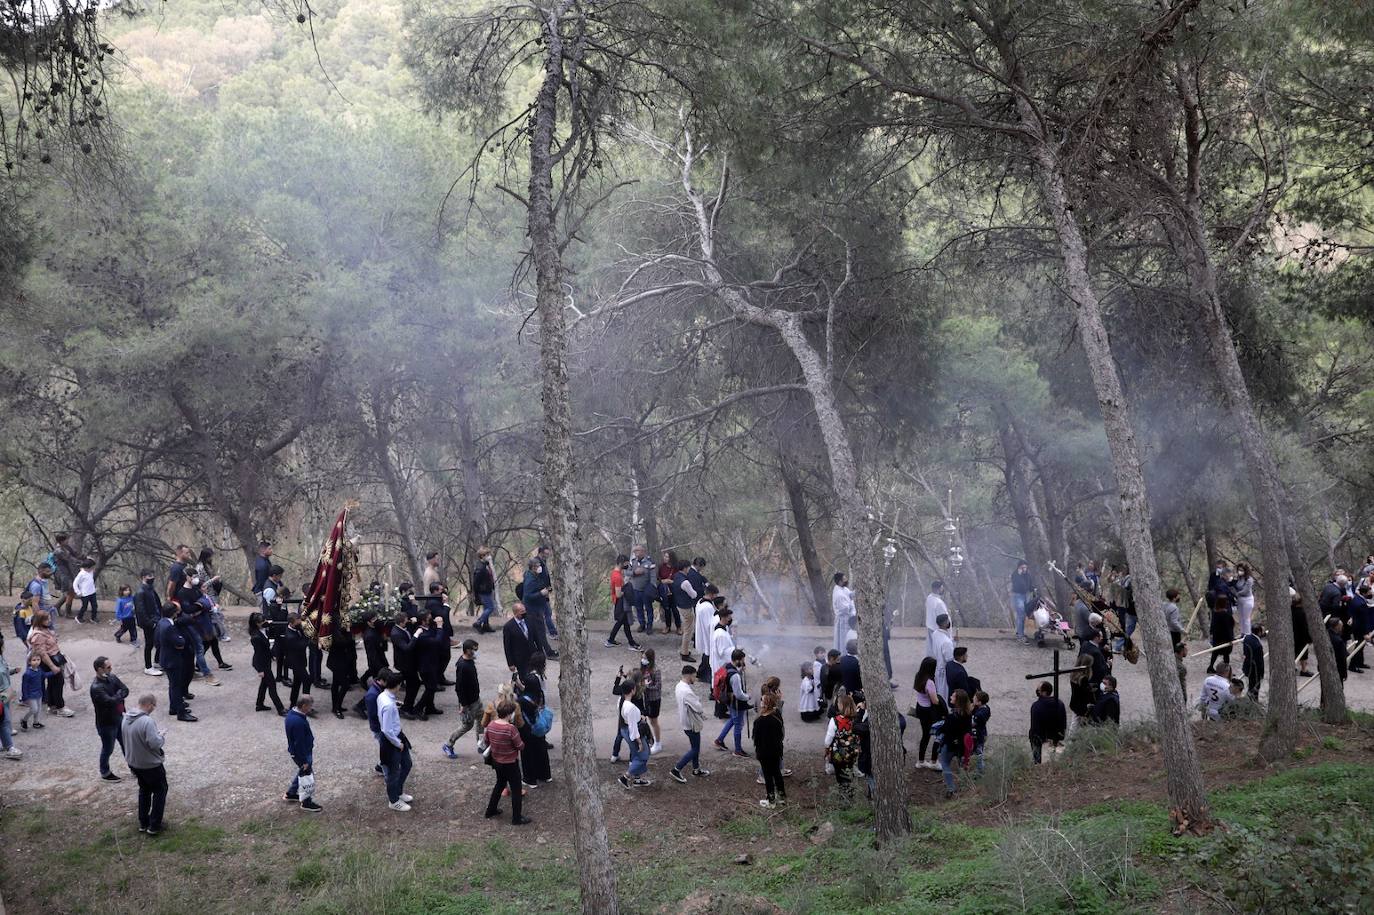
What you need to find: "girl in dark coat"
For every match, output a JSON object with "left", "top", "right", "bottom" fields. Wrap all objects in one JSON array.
[
  {"left": 326, "top": 628, "right": 359, "bottom": 718},
  {"left": 753, "top": 693, "right": 785, "bottom": 807},
  {"left": 518, "top": 652, "right": 553, "bottom": 785},
  {"left": 1208, "top": 595, "right": 1236, "bottom": 674}
]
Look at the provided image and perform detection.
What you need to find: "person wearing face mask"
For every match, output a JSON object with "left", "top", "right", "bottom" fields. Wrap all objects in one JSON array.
[
  {"left": 503, "top": 601, "right": 535, "bottom": 688},
  {"left": 441, "top": 639, "right": 483, "bottom": 759},
  {"left": 133, "top": 570, "right": 164, "bottom": 676}
]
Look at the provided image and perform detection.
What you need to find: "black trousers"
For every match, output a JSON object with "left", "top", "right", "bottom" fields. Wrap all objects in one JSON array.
[
  {"left": 308, "top": 645, "right": 324, "bottom": 684},
  {"left": 289, "top": 665, "right": 312, "bottom": 708},
  {"left": 486, "top": 759, "right": 524, "bottom": 822},
  {"left": 164, "top": 665, "right": 186, "bottom": 715},
  {"left": 760, "top": 755, "right": 785, "bottom": 801},
  {"left": 132, "top": 764, "right": 168, "bottom": 830},
  {"left": 140, "top": 624, "right": 159, "bottom": 669},
  {"left": 417, "top": 671, "right": 439, "bottom": 714},
  {"left": 330, "top": 680, "right": 350, "bottom": 713},
  {"left": 206, "top": 637, "right": 226, "bottom": 667},
  {"left": 401, "top": 670, "right": 421, "bottom": 712},
  {"left": 257, "top": 671, "right": 285, "bottom": 712},
  {"left": 916, "top": 705, "right": 940, "bottom": 762}
]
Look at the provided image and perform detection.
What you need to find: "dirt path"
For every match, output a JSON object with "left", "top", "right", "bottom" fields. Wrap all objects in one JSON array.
[{"left": 4, "top": 610, "right": 1369, "bottom": 839}]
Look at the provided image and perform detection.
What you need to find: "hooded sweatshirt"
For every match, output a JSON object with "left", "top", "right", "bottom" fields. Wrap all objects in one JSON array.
[{"left": 121, "top": 708, "right": 165, "bottom": 769}]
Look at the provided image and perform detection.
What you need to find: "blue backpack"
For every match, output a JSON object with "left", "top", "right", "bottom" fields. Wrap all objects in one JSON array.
[{"left": 529, "top": 706, "right": 554, "bottom": 737}]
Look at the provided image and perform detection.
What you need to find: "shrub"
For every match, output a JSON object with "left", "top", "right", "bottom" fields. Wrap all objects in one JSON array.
[
  {"left": 978, "top": 741, "right": 1034, "bottom": 805},
  {"left": 1208, "top": 822, "right": 1374, "bottom": 913}
]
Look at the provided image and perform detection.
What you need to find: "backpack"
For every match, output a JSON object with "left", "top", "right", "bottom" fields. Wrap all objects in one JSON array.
[
  {"left": 712, "top": 664, "right": 733, "bottom": 704},
  {"left": 830, "top": 716, "right": 859, "bottom": 767},
  {"left": 530, "top": 706, "right": 554, "bottom": 737}
]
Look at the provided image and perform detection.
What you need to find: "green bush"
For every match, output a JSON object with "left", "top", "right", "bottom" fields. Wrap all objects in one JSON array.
[
  {"left": 1209, "top": 822, "right": 1374, "bottom": 913},
  {"left": 978, "top": 741, "right": 1034, "bottom": 805}
]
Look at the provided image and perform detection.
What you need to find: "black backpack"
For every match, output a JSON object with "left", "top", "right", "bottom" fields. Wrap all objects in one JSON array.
[{"left": 515, "top": 580, "right": 525, "bottom": 601}]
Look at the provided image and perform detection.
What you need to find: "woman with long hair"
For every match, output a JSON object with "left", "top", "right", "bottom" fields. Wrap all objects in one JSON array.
[
  {"left": 1068, "top": 653, "right": 1095, "bottom": 723},
  {"left": 249, "top": 612, "right": 285, "bottom": 715},
  {"left": 912, "top": 656, "right": 944, "bottom": 770},
  {"left": 518, "top": 652, "right": 553, "bottom": 787},
  {"left": 25, "top": 610, "right": 72, "bottom": 717},
  {"left": 1233, "top": 563, "right": 1255, "bottom": 637},
  {"left": 938, "top": 689, "right": 973, "bottom": 799}
]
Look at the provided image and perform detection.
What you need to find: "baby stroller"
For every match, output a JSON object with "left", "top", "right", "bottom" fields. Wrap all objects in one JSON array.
[{"left": 1029, "top": 591, "right": 1075, "bottom": 650}]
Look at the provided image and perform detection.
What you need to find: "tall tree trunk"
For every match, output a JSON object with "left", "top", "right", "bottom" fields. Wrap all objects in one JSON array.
[
  {"left": 779, "top": 453, "right": 830, "bottom": 625},
  {"left": 629, "top": 443, "right": 661, "bottom": 555},
  {"left": 994, "top": 408, "right": 1052, "bottom": 594},
  {"left": 1025, "top": 132, "right": 1211, "bottom": 829},
  {"left": 453, "top": 382, "right": 493, "bottom": 603},
  {"left": 1281, "top": 495, "right": 1347, "bottom": 722},
  {"left": 526, "top": 6, "right": 617, "bottom": 911},
  {"left": 365, "top": 386, "right": 424, "bottom": 584},
  {"left": 1160, "top": 71, "right": 1309, "bottom": 757},
  {"left": 1024, "top": 441, "right": 1071, "bottom": 609}
]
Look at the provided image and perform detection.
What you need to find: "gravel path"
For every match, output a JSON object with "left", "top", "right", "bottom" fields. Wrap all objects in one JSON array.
[{"left": 5, "top": 610, "right": 1368, "bottom": 823}]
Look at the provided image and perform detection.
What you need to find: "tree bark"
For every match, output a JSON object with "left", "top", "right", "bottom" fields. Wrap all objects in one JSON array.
[
  {"left": 1025, "top": 132, "right": 1211, "bottom": 829},
  {"left": 994, "top": 407, "right": 1052, "bottom": 595},
  {"left": 779, "top": 453, "right": 831, "bottom": 625},
  {"left": 1280, "top": 496, "right": 1347, "bottom": 722},
  {"left": 629, "top": 442, "right": 661, "bottom": 556},
  {"left": 364, "top": 382, "right": 424, "bottom": 585},
  {"left": 526, "top": 5, "right": 617, "bottom": 911}
]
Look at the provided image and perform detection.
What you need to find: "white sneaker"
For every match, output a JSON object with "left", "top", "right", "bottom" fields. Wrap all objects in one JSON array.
[
  {"left": 400, "top": 793, "right": 413, "bottom": 803},
  {"left": 4, "top": 747, "right": 21, "bottom": 759},
  {"left": 206, "top": 677, "right": 221, "bottom": 687},
  {"left": 145, "top": 668, "right": 163, "bottom": 677},
  {"left": 759, "top": 799, "right": 774, "bottom": 808},
  {"left": 55, "top": 707, "right": 75, "bottom": 718},
  {"left": 388, "top": 800, "right": 411, "bottom": 812},
  {"left": 650, "top": 742, "right": 663, "bottom": 755}
]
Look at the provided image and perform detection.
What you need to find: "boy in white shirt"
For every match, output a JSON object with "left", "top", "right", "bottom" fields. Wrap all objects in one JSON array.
[
  {"left": 1198, "top": 662, "right": 1234, "bottom": 721},
  {"left": 74, "top": 560, "right": 99, "bottom": 623},
  {"left": 669, "top": 665, "right": 709, "bottom": 783}
]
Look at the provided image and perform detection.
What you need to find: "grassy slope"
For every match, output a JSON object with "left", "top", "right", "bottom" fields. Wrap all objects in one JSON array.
[{"left": 5, "top": 759, "right": 1371, "bottom": 915}]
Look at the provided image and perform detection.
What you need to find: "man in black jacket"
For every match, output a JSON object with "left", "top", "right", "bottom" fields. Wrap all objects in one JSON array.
[
  {"left": 837, "top": 639, "right": 863, "bottom": 700},
  {"left": 441, "top": 639, "right": 483, "bottom": 758},
  {"left": 1027, "top": 681, "right": 1066, "bottom": 763},
  {"left": 413, "top": 613, "right": 446, "bottom": 720},
  {"left": 91, "top": 656, "right": 130, "bottom": 779},
  {"left": 945, "top": 646, "right": 981, "bottom": 699},
  {"left": 422, "top": 585, "right": 455, "bottom": 685},
  {"left": 503, "top": 601, "right": 535, "bottom": 687},
  {"left": 389, "top": 611, "right": 420, "bottom": 718},
  {"left": 1241, "top": 624, "right": 1266, "bottom": 701},
  {"left": 361, "top": 614, "right": 389, "bottom": 682},
  {"left": 1080, "top": 631, "right": 1111, "bottom": 691},
  {"left": 133, "top": 572, "right": 164, "bottom": 677}
]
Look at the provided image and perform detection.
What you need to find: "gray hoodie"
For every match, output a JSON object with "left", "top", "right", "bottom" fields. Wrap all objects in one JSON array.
[{"left": 121, "top": 708, "right": 165, "bottom": 769}]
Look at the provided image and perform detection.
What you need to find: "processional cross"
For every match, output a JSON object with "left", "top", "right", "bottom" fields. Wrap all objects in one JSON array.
[{"left": 1024, "top": 649, "right": 1089, "bottom": 700}]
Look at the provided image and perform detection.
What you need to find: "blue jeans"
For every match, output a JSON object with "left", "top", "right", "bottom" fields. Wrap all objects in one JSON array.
[
  {"left": 1012, "top": 592, "right": 1028, "bottom": 638},
  {"left": 97, "top": 722, "right": 124, "bottom": 775},
  {"left": 675, "top": 730, "right": 701, "bottom": 773},
  {"left": 191, "top": 630, "right": 211, "bottom": 677},
  {"left": 287, "top": 754, "right": 313, "bottom": 798},
  {"left": 939, "top": 744, "right": 958, "bottom": 793},
  {"left": 383, "top": 745, "right": 412, "bottom": 802},
  {"left": 717, "top": 707, "right": 745, "bottom": 753},
  {"left": 476, "top": 593, "right": 497, "bottom": 628},
  {"left": 622, "top": 729, "right": 649, "bottom": 776},
  {"left": 543, "top": 602, "right": 559, "bottom": 638},
  {"left": 0, "top": 701, "right": 13, "bottom": 750},
  {"left": 629, "top": 589, "right": 653, "bottom": 632},
  {"left": 13, "top": 616, "right": 29, "bottom": 643}
]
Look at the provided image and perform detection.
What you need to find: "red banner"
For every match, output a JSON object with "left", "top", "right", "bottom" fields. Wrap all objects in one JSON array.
[{"left": 302, "top": 507, "right": 354, "bottom": 650}]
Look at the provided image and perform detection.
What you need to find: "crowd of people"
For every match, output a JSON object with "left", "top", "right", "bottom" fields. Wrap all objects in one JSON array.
[{"left": 4, "top": 534, "right": 1373, "bottom": 834}]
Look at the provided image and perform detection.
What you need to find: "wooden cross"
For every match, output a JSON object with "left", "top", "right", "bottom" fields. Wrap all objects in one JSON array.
[{"left": 1025, "top": 649, "right": 1090, "bottom": 699}]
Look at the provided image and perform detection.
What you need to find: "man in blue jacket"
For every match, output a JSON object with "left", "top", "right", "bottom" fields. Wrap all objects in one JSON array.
[{"left": 284, "top": 695, "right": 322, "bottom": 812}]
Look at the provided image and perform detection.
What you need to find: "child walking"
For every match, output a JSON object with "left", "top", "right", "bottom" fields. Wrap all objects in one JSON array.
[
  {"left": 20, "top": 654, "right": 56, "bottom": 730},
  {"left": 114, "top": 586, "right": 137, "bottom": 644},
  {"left": 799, "top": 662, "right": 821, "bottom": 722},
  {"left": 753, "top": 693, "right": 785, "bottom": 808},
  {"left": 74, "top": 560, "right": 98, "bottom": 623},
  {"left": 641, "top": 649, "right": 663, "bottom": 754}
]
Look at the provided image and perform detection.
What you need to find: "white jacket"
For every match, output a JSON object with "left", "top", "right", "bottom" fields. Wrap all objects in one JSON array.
[
  {"left": 709, "top": 625, "right": 736, "bottom": 674},
  {"left": 676, "top": 679, "right": 705, "bottom": 731},
  {"left": 74, "top": 569, "right": 96, "bottom": 598}
]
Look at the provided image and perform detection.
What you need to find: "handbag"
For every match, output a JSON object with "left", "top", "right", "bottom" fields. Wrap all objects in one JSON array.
[
  {"left": 477, "top": 736, "right": 495, "bottom": 767},
  {"left": 66, "top": 663, "right": 82, "bottom": 692},
  {"left": 530, "top": 706, "right": 554, "bottom": 737}
]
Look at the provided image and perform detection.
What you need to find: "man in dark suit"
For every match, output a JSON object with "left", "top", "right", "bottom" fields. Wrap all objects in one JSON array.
[
  {"left": 1080, "top": 631, "right": 1111, "bottom": 691},
  {"left": 503, "top": 601, "right": 535, "bottom": 687},
  {"left": 281, "top": 613, "right": 312, "bottom": 710},
  {"left": 837, "top": 639, "right": 864, "bottom": 700},
  {"left": 389, "top": 611, "right": 419, "bottom": 718},
  {"left": 945, "top": 646, "right": 981, "bottom": 699}
]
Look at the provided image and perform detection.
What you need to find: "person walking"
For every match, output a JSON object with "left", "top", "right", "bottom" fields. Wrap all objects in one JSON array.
[
  {"left": 520, "top": 558, "right": 558, "bottom": 660},
  {"left": 517, "top": 652, "right": 552, "bottom": 787},
  {"left": 502, "top": 601, "right": 535, "bottom": 687},
  {"left": 90, "top": 656, "right": 129, "bottom": 781},
  {"left": 154, "top": 604, "right": 196, "bottom": 722},
  {"left": 122, "top": 694, "right": 168, "bottom": 835},
  {"left": 281, "top": 613, "right": 312, "bottom": 711},
  {"left": 249, "top": 613, "right": 286, "bottom": 716},
  {"left": 616, "top": 678, "right": 652, "bottom": 788},
  {"left": 470, "top": 546, "right": 498, "bottom": 634},
  {"left": 441, "top": 639, "right": 483, "bottom": 759},
  {"left": 1010, "top": 561, "right": 1033, "bottom": 643},
  {"left": 133, "top": 571, "right": 164, "bottom": 676},
  {"left": 376, "top": 671, "right": 414, "bottom": 811},
  {"left": 413, "top": 612, "right": 445, "bottom": 720},
  {"left": 1028, "top": 681, "right": 1067, "bottom": 763},
  {"left": 712, "top": 648, "right": 753, "bottom": 759},
  {"left": 482, "top": 699, "right": 532, "bottom": 825},
  {"left": 283, "top": 696, "right": 323, "bottom": 812},
  {"left": 0, "top": 634, "right": 22, "bottom": 759},
  {"left": 74, "top": 559, "right": 99, "bottom": 623},
  {"left": 669, "top": 664, "right": 708, "bottom": 783},
  {"left": 925, "top": 580, "right": 949, "bottom": 658},
  {"left": 25, "top": 610, "right": 74, "bottom": 718},
  {"left": 604, "top": 555, "right": 640, "bottom": 650},
  {"left": 938, "top": 689, "right": 973, "bottom": 799},
  {"left": 326, "top": 627, "right": 358, "bottom": 719}
]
